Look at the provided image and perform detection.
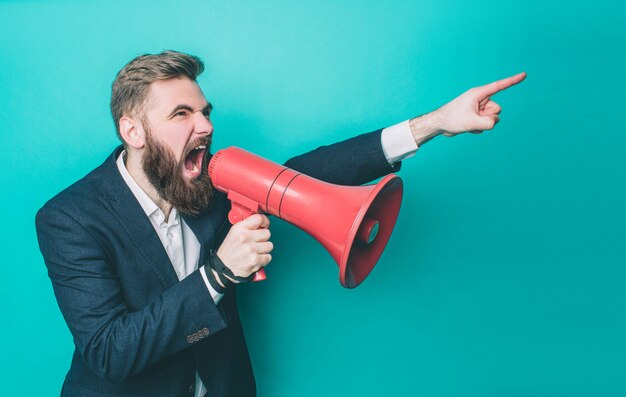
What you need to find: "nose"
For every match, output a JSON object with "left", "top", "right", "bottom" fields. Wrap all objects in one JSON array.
[{"left": 194, "top": 111, "right": 213, "bottom": 136}]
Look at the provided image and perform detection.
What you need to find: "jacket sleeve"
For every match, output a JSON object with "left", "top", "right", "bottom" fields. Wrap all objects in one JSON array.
[
  {"left": 283, "top": 129, "right": 401, "bottom": 186},
  {"left": 35, "top": 203, "right": 228, "bottom": 381}
]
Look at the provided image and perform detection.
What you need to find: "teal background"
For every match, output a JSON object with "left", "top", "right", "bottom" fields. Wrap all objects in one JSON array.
[{"left": 1, "top": 0, "right": 625, "bottom": 395}]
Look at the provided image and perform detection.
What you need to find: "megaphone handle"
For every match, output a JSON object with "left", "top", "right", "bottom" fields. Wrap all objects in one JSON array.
[{"left": 227, "top": 201, "right": 268, "bottom": 283}]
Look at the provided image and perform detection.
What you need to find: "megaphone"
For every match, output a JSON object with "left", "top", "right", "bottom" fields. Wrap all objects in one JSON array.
[{"left": 208, "top": 147, "right": 403, "bottom": 288}]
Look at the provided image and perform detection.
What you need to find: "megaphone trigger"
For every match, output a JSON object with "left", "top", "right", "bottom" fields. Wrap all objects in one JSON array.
[{"left": 227, "top": 191, "right": 260, "bottom": 223}]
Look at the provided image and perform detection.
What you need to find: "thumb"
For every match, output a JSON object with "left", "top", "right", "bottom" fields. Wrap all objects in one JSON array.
[{"left": 240, "top": 214, "right": 270, "bottom": 230}]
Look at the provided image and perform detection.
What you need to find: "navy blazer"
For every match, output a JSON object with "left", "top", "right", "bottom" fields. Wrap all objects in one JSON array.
[{"left": 36, "top": 130, "right": 400, "bottom": 397}]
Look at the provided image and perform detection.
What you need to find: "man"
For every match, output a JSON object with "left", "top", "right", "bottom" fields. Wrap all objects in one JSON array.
[{"left": 36, "top": 50, "right": 525, "bottom": 397}]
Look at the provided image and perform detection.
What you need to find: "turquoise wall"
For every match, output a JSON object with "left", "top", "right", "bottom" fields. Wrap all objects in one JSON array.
[{"left": 1, "top": 0, "right": 625, "bottom": 395}]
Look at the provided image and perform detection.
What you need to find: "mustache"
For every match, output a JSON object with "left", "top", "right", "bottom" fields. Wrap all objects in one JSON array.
[{"left": 185, "top": 135, "right": 212, "bottom": 154}]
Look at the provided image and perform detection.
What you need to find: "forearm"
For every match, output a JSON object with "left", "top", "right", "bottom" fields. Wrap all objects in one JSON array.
[
  {"left": 409, "top": 111, "right": 442, "bottom": 147},
  {"left": 284, "top": 129, "right": 399, "bottom": 186}
]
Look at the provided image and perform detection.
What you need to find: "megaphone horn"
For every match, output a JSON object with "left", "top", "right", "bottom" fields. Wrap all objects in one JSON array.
[{"left": 208, "top": 147, "right": 403, "bottom": 288}]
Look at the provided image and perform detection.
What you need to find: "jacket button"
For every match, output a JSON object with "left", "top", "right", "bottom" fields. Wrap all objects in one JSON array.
[
  {"left": 202, "top": 327, "right": 210, "bottom": 336},
  {"left": 186, "top": 335, "right": 194, "bottom": 343}
]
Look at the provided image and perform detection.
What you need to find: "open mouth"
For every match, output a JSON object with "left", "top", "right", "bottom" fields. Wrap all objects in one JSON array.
[{"left": 184, "top": 145, "right": 207, "bottom": 178}]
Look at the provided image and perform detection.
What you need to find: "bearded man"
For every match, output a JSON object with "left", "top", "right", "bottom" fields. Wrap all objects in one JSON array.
[{"left": 36, "top": 50, "right": 525, "bottom": 397}]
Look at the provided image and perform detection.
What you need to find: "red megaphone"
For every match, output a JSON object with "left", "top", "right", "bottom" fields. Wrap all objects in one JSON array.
[{"left": 208, "top": 147, "right": 403, "bottom": 288}]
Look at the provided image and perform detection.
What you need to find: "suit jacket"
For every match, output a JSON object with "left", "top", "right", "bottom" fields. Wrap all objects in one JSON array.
[{"left": 35, "top": 130, "right": 400, "bottom": 397}]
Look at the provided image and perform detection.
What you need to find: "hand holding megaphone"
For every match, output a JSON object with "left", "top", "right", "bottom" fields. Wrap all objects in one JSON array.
[{"left": 215, "top": 213, "right": 273, "bottom": 284}]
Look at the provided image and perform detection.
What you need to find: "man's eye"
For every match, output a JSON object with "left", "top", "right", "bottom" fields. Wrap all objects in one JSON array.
[
  {"left": 175, "top": 111, "right": 187, "bottom": 117},
  {"left": 203, "top": 111, "right": 211, "bottom": 119}
]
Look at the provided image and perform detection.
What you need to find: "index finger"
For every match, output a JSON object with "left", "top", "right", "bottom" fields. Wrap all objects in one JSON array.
[{"left": 478, "top": 72, "right": 527, "bottom": 97}]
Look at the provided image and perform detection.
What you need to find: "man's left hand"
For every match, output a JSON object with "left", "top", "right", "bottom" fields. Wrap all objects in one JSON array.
[{"left": 409, "top": 72, "right": 527, "bottom": 144}]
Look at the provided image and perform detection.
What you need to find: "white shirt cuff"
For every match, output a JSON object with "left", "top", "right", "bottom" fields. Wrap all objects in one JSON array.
[
  {"left": 200, "top": 266, "right": 224, "bottom": 304},
  {"left": 381, "top": 120, "right": 418, "bottom": 165}
]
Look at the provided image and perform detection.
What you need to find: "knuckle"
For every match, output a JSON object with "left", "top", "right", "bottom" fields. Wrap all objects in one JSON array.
[
  {"left": 254, "top": 229, "right": 267, "bottom": 241},
  {"left": 244, "top": 214, "right": 261, "bottom": 228}
]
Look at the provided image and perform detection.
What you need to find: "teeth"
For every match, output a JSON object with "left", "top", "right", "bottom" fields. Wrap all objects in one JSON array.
[{"left": 194, "top": 145, "right": 206, "bottom": 150}]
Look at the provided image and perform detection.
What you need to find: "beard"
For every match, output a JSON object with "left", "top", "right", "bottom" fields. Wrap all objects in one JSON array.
[{"left": 142, "top": 126, "right": 213, "bottom": 216}]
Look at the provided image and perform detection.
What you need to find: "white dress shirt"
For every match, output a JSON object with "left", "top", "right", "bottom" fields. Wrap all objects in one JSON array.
[{"left": 115, "top": 120, "right": 415, "bottom": 397}]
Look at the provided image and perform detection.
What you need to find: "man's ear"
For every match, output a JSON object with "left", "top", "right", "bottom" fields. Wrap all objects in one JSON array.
[{"left": 119, "top": 116, "right": 146, "bottom": 149}]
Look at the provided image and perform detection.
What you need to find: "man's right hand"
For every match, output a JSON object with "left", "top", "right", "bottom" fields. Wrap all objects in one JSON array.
[{"left": 215, "top": 214, "right": 273, "bottom": 283}]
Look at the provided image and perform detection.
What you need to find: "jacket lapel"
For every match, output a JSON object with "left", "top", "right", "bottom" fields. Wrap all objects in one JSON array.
[{"left": 97, "top": 147, "right": 180, "bottom": 289}]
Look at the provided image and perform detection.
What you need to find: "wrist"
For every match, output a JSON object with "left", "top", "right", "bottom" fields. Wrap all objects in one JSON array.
[
  {"left": 211, "top": 269, "right": 226, "bottom": 288},
  {"left": 409, "top": 111, "right": 442, "bottom": 146},
  {"left": 203, "top": 265, "right": 230, "bottom": 294},
  {"left": 210, "top": 249, "right": 253, "bottom": 284}
]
